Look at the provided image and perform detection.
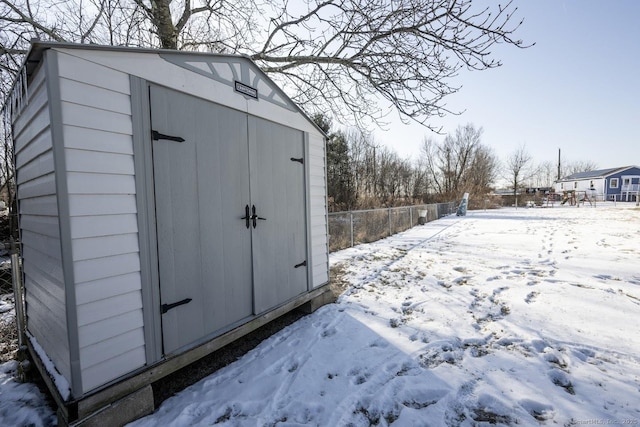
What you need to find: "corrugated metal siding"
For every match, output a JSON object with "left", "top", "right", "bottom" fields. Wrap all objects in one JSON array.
[
  {"left": 13, "top": 64, "right": 72, "bottom": 382},
  {"left": 308, "top": 133, "right": 329, "bottom": 287},
  {"left": 56, "top": 51, "right": 145, "bottom": 392}
]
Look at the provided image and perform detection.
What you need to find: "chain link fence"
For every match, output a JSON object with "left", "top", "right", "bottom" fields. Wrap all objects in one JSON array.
[
  {"left": 0, "top": 245, "right": 19, "bottom": 363},
  {"left": 1, "top": 202, "right": 25, "bottom": 362},
  {"left": 328, "top": 202, "right": 457, "bottom": 252},
  {"left": 0, "top": 206, "right": 17, "bottom": 295},
  {"left": 0, "top": 251, "right": 12, "bottom": 295}
]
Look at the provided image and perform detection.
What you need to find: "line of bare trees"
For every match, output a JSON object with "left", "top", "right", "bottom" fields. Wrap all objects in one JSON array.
[
  {"left": 318, "top": 116, "right": 500, "bottom": 212},
  {"left": 321, "top": 115, "right": 603, "bottom": 212}
]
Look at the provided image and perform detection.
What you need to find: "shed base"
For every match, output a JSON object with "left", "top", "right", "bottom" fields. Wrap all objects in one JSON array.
[
  {"left": 28, "top": 283, "right": 335, "bottom": 426},
  {"left": 57, "top": 385, "right": 154, "bottom": 427},
  {"left": 298, "top": 287, "right": 337, "bottom": 314}
]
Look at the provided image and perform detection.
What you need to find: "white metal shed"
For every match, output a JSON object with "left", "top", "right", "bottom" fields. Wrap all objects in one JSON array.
[{"left": 6, "top": 41, "right": 330, "bottom": 424}]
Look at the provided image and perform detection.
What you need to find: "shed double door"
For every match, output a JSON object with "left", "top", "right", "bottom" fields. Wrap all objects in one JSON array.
[{"left": 149, "top": 86, "right": 308, "bottom": 355}]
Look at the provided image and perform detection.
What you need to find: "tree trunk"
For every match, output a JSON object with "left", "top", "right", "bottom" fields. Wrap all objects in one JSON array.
[{"left": 150, "top": 0, "right": 177, "bottom": 49}]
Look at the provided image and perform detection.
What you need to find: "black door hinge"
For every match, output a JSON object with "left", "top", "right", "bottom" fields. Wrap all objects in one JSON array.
[
  {"left": 152, "top": 130, "right": 185, "bottom": 143},
  {"left": 294, "top": 260, "right": 307, "bottom": 268},
  {"left": 290, "top": 157, "right": 304, "bottom": 164},
  {"left": 161, "top": 298, "right": 192, "bottom": 314}
]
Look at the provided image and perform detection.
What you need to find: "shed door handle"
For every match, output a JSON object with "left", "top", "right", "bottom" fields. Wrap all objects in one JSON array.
[
  {"left": 251, "top": 205, "right": 266, "bottom": 228},
  {"left": 240, "top": 205, "right": 250, "bottom": 229}
]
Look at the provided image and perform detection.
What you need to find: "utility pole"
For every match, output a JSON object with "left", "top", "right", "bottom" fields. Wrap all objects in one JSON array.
[{"left": 557, "top": 148, "right": 561, "bottom": 180}]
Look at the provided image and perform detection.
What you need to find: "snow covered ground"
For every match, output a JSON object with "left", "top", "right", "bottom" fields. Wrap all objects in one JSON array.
[{"left": 2, "top": 204, "right": 640, "bottom": 426}]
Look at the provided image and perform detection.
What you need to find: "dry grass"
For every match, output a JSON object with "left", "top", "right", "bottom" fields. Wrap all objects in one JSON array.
[{"left": 329, "top": 263, "right": 351, "bottom": 297}]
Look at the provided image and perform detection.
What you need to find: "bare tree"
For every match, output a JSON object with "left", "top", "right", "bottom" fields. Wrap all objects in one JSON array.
[
  {"left": 531, "top": 160, "right": 557, "bottom": 188},
  {"left": 410, "top": 158, "right": 431, "bottom": 203},
  {"left": 1, "top": 0, "right": 529, "bottom": 129},
  {"left": 504, "top": 144, "right": 533, "bottom": 207},
  {"left": 374, "top": 147, "right": 416, "bottom": 206},
  {"left": 563, "top": 160, "right": 599, "bottom": 177},
  {"left": 465, "top": 145, "right": 499, "bottom": 196},
  {"left": 421, "top": 123, "right": 496, "bottom": 203}
]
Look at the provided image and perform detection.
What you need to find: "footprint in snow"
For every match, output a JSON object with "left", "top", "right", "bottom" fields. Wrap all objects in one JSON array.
[
  {"left": 509, "top": 269, "right": 526, "bottom": 276},
  {"left": 418, "top": 340, "right": 464, "bottom": 368},
  {"left": 519, "top": 399, "right": 555, "bottom": 422},
  {"left": 495, "top": 336, "right": 524, "bottom": 347},
  {"left": 530, "top": 339, "right": 550, "bottom": 353},
  {"left": 397, "top": 386, "right": 449, "bottom": 410},
  {"left": 453, "top": 276, "right": 471, "bottom": 286},
  {"left": 471, "top": 404, "right": 515, "bottom": 426},
  {"left": 347, "top": 367, "right": 371, "bottom": 385},
  {"left": 544, "top": 351, "right": 570, "bottom": 371},
  {"left": 392, "top": 361, "right": 422, "bottom": 377},
  {"left": 438, "top": 280, "right": 452, "bottom": 289},
  {"left": 527, "top": 269, "right": 546, "bottom": 277},
  {"left": 288, "top": 338, "right": 301, "bottom": 347},
  {"left": 492, "top": 286, "right": 508, "bottom": 295},
  {"left": 595, "top": 274, "right": 621, "bottom": 281},
  {"left": 548, "top": 369, "right": 575, "bottom": 394},
  {"left": 369, "top": 338, "right": 389, "bottom": 348},
  {"left": 409, "top": 332, "right": 430, "bottom": 344},
  {"left": 571, "top": 347, "right": 596, "bottom": 363},
  {"left": 462, "top": 336, "right": 492, "bottom": 358},
  {"left": 320, "top": 327, "right": 337, "bottom": 338},
  {"left": 266, "top": 356, "right": 295, "bottom": 375},
  {"left": 389, "top": 318, "right": 405, "bottom": 328},
  {"left": 525, "top": 291, "right": 539, "bottom": 303}
]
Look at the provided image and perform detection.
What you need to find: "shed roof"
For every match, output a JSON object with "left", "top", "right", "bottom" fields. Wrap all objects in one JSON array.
[
  {"left": 557, "top": 166, "right": 639, "bottom": 182},
  {"left": 5, "top": 40, "right": 327, "bottom": 137}
]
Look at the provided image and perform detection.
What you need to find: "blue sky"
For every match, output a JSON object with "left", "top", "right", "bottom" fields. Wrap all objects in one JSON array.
[{"left": 375, "top": 0, "right": 640, "bottom": 172}]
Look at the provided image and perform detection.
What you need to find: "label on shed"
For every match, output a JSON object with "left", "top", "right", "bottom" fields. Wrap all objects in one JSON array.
[{"left": 235, "top": 81, "right": 258, "bottom": 99}]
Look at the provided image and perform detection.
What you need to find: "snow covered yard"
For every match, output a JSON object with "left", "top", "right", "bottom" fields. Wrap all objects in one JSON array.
[{"left": 2, "top": 204, "right": 640, "bottom": 426}]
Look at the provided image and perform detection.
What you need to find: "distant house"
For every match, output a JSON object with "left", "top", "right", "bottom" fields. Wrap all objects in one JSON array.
[{"left": 554, "top": 166, "right": 640, "bottom": 202}]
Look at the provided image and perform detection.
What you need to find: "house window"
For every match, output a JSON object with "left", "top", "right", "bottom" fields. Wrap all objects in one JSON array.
[
  {"left": 623, "top": 178, "right": 630, "bottom": 186},
  {"left": 610, "top": 178, "right": 619, "bottom": 189}
]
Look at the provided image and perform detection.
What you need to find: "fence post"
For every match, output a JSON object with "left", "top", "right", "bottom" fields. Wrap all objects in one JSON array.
[
  {"left": 409, "top": 207, "right": 413, "bottom": 228},
  {"left": 388, "top": 208, "right": 392, "bottom": 236},
  {"left": 349, "top": 211, "right": 354, "bottom": 248},
  {"left": 11, "top": 246, "right": 25, "bottom": 348}
]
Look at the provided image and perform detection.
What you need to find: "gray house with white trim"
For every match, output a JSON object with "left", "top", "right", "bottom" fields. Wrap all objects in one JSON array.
[
  {"left": 5, "top": 41, "right": 331, "bottom": 425},
  {"left": 554, "top": 166, "right": 640, "bottom": 202}
]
